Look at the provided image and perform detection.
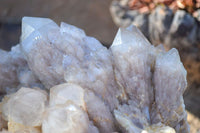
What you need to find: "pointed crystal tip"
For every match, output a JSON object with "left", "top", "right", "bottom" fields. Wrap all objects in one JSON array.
[
  {"left": 111, "top": 25, "right": 151, "bottom": 47},
  {"left": 21, "top": 17, "right": 55, "bottom": 41}
]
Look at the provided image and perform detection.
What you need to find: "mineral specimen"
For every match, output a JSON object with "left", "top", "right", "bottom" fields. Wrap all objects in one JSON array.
[
  {"left": 111, "top": 0, "right": 200, "bottom": 117},
  {"left": 0, "top": 17, "right": 189, "bottom": 133},
  {"left": 0, "top": 44, "right": 43, "bottom": 95},
  {"left": 2, "top": 87, "right": 47, "bottom": 132}
]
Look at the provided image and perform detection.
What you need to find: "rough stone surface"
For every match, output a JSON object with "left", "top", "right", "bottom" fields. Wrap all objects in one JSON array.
[
  {"left": 0, "top": 17, "right": 190, "bottom": 133},
  {"left": 0, "top": 44, "right": 43, "bottom": 94}
]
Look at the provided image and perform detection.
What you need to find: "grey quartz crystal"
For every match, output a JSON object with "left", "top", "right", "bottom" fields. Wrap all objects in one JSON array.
[{"left": 0, "top": 17, "right": 189, "bottom": 133}]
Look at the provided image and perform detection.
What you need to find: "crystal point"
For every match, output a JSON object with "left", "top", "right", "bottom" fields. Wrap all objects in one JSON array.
[{"left": 21, "top": 17, "right": 57, "bottom": 41}]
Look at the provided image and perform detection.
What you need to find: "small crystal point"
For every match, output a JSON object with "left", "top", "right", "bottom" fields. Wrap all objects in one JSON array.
[
  {"left": 60, "top": 22, "right": 86, "bottom": 39},
  {"left": 112, "top": 28, "right": 134, "bottom": 46},
  {"left": 111, "top": 25, "right": 151, "bottom": 47},
  {"left": 21, "top": 17, "right": 57, "bottom": 41}
]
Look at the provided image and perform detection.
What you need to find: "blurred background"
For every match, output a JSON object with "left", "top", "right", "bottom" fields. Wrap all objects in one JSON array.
[
  {"left": 0, "top": 0, "right": 117, "bottom": 50},
  {"left": 0, "top": 0, "right": 200, "bottom": 132}
]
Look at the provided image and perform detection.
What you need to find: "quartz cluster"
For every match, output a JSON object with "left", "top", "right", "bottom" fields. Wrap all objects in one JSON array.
[
  {"left": 111, "top": 2, "right": 200, "bottom": 113},
  {"left": 0, "top": 17, "right": 189, "bottom": 133}
]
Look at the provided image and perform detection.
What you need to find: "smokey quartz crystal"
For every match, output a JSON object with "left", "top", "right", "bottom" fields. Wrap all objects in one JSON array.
[{"left": 0, "top": 17, "right": 189, "bottom": 133}]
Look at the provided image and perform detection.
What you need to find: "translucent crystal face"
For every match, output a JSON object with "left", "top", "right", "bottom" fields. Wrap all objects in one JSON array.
[
  {"left": 21, "top": 17, "right": 56, "bottom": 42},
  {"left": 49, "top": 83, "right": 86, "bottom": 110},
  {"left": 0, "top": 17, "right": 190, "bottom": 133},
  {"left": 5, "top": 88, "right": 47, "bottom": 127},
  {"left": 42, "top": 104, "right": 92, "bottom": 133}
]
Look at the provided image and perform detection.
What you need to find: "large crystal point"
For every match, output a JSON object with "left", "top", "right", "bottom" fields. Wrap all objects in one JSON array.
[
  {"left": 110, "top": 25, "right": 189, "bottom": 133},
  {"left": 110, "top": 26, "right": 154, "bottom": 125},
  {"left": 111, "top": 26, "right": 154, "bottom": 106},
  {"left": 21, "top": 17, "right": 119, "bottom": 111},
  {"left": 21, "top": 17, "right": 63, "bottom": 88},
  {"left": 153, "top": 48, "right": 188, "bottom": 132}
]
